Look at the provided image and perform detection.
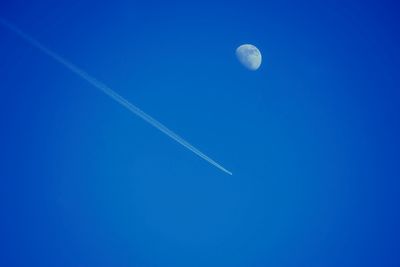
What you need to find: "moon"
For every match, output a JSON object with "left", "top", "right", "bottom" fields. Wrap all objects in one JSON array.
[{"left": 236, "top": 44, "right": 262, "bottom": 71}]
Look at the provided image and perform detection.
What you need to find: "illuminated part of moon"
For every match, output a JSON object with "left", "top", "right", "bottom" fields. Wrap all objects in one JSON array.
[{"left": 236, "top": 44, "right": 262, "bottom": 71}]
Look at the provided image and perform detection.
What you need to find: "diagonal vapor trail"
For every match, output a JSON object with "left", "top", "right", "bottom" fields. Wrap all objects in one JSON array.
[{"left": 0, "top": 18, "right": 232, "bottom": 176}]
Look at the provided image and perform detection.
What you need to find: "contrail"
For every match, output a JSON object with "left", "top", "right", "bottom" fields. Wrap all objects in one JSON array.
[{"left": 0, "top": 18, "right": 232, "bottom": 176}]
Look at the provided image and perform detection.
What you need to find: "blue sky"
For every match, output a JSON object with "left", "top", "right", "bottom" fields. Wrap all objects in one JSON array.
[{"left": 1, "top": 0, "right": 400, "bottom": 266}]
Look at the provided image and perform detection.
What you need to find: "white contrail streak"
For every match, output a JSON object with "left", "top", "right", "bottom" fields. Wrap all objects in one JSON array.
[{"left": 0, "top": 19, "right": 232, "bottom": 176}]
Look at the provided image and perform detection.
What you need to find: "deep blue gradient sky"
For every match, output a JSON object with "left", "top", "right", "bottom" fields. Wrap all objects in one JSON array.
[{"left": 1, "top": 0, "right": 400, "bottom": 266}]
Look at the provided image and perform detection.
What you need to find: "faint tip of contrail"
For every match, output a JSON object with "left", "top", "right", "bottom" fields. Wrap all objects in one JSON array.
[
  {"left": 0, "top": 17, "right": 233, "bottom": 175},
  {"left": 225, "top": 169, "right": 233, "bottom": 176}
]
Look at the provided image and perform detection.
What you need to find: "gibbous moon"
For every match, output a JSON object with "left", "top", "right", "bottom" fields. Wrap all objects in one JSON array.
[{"left": 236, "top": 44, "right": 262, "bottom": 71}]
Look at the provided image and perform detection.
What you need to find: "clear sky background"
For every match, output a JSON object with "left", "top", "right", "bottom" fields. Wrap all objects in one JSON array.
[{"left": 1, "top": 0, "right": 399, "bottom": 266}]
